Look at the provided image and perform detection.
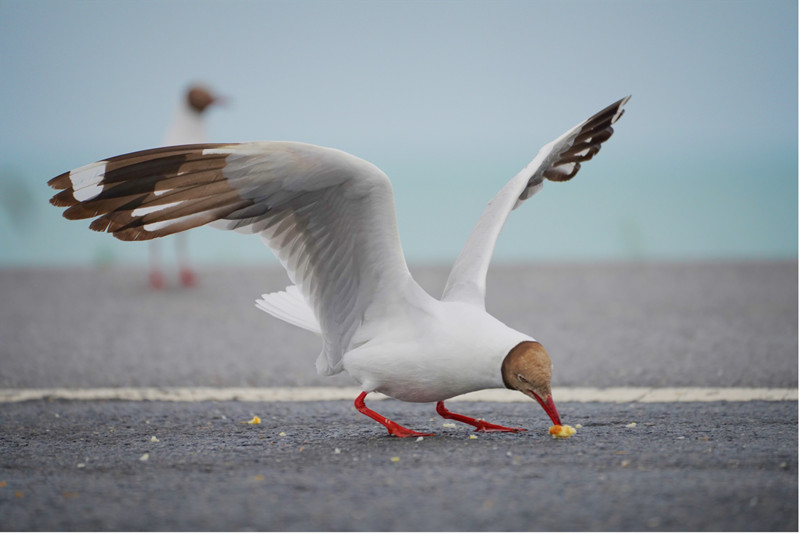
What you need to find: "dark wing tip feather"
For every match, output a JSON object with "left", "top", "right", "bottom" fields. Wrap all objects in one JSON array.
[
  {"left": 48, "top": 172, "right": 72, "bottom": 190},
  {"left": 607, "top": 95, "right": 631, "bottom": 124},
  {"left": 47, "top": 143, "right": 242, "bottom": 241},
  {"left": 543, "top": 162, "right": 581, "bottom": 182},
  {"left": 113, "top": 227, "right": 159, "bottom": 241},
  {"left": 111, "top": 202, "right": 251, "bottom": 242},
  {"left": 88, "top": 217, "right": 113, "bottom": 233},
  {"left": 50, "top": 189, "right": 78, "bottom": 208},
  {"left": 580, "top": 96, "right": 630, "bottom": 133},
  {"left": 516, "top": 96, "right": 629, "bottom": 203},
  {"left": 543, "top": 96, "right": 629, "bottom": 184}
]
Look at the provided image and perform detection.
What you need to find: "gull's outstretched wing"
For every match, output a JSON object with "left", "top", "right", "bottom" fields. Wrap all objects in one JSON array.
[
  {"left": 48, "top": 141, "right": 416, "bottom": 375},
  {"left": 442, "top": 96, "right": 630, "bottom": 307}
]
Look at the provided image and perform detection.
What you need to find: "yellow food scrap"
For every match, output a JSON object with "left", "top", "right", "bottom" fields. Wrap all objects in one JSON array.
[
  {"left": 548, "top": 424, "right": 577, "bottom": 439},
  {"left": 279, "top": 431, "right": 286, "bottom": 437},
  {"left": 625, "top": 422, "right": 637, "bottom": 428},
  {"left": 442, "top": 423, "right": 456, "bottom": 428},
  {"left": 469, "top": 434, "right": 478, "bottom": 440},
  {"left": 390, "top": 456, "right": 400, "bottom": 463},
  {"left": 139, "top": 453, "right": 149, "bottom": 462},
  {"left": 247, "top": 416, "right": 261, "bottom": 425},
  {"left": 150, "top": 436, "right": 159, "bottom": 443}
]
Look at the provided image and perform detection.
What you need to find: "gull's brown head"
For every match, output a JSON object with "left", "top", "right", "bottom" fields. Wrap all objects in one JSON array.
[
  {"left": 187, "top": 85, "right": 222, "bottom": 113},
  {"left": 501, "top": 341, "right": 561, "bottom": 426}
]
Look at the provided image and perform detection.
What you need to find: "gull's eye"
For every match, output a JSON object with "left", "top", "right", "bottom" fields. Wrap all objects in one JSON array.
[{"left": 517, "top": 374, "right": 530, "bottom": 384}]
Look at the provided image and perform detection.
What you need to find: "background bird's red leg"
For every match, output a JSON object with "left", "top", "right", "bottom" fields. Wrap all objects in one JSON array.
[
  {"left": 176, "top": 234, "right": 197, "bottom": 287},
  {"left": 148, "top": 241, "right": 165, "bottom": 290},
  {"left": 436, "top": 401, "right": 526, "bottom": 433},
  {"left": 355, "top": 392, "right": 434, "bottom": 438}
]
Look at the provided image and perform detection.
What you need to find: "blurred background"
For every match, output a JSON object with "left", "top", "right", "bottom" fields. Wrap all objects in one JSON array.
[{"left": 0, "top": 0, "right": 796, "bottom": 267}]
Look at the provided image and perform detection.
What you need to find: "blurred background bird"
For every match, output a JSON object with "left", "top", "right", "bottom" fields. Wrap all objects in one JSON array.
[{"left": 149, "top": 84, "right": 226, "bottom": 289}]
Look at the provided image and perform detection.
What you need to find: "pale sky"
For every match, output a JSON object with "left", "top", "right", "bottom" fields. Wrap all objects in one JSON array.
[{"left": 0, "top": 0, "right": 796, "bottom": 265}]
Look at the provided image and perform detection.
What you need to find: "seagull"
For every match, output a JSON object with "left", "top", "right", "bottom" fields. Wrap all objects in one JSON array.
[
  {"left": 49, "top": 96, "right": 629, "bottom": 437},
  {"left": 149, "top": 84, "right": 225, "bottom": 289},
  {"left": 163, "top": 85, "right": 223, "bottom": 148}
]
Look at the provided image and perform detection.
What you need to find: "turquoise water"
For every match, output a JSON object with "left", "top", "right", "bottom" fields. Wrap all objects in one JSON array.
[{"left": 1, "top": 142, "right": 795, "bottom": 267}]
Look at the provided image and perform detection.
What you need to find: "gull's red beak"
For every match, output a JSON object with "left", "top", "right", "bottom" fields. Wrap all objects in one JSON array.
[
  {"left": 211, "top": 94, "right": 230, "bottom": 108},
  {"left": 531, "top": 392, "right": 561, "bottom": 426}
]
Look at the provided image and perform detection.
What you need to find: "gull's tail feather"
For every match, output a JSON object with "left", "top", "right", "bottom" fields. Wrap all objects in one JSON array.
[{"left": 255, "top": 285, "right": 321, "bottom": 334}]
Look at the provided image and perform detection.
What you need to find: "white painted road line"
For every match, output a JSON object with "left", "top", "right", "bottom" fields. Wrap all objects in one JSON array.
[{"left": 0, "top": 387, "right": 796, "bottom": 403}]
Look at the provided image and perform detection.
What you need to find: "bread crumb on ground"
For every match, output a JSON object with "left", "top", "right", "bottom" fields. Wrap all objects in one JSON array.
[{"left": 548, "top": 424, "right": 577, "bottom": 439}]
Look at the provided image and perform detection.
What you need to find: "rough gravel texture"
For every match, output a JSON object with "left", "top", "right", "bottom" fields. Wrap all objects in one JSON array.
[{"left": 0, "top": 400, "right": 796, "bottom": 531}]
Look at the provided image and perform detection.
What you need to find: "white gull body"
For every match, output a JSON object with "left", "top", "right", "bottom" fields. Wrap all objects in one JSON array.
[
  {"left": 344, "top": 291, "right": 533, "bottom": 403},
  {"left": 163, "top": 85, "right": 221, "bottom": 146},
  {"left": 50, "top": 96, "right": 629, "bottom": 435}
]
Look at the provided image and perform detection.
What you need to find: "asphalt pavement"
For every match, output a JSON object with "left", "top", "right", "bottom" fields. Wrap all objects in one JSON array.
[
  {"left": 1, "top": 399, "right": 797, "bottom": 531},
  {"left": 2, "top": 261, "right": 796, "bottom": 389},
  {"left": 1, "top": 262, "right": 797, "bottom": 531}
]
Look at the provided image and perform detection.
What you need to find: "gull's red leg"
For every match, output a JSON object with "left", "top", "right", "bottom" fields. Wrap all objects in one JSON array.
[
  {"left": 355, "top": 392, "right": 434, "bottom": 438},
  {"left": 436, "top": 401, "right": 526, "bottom": 433}
]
